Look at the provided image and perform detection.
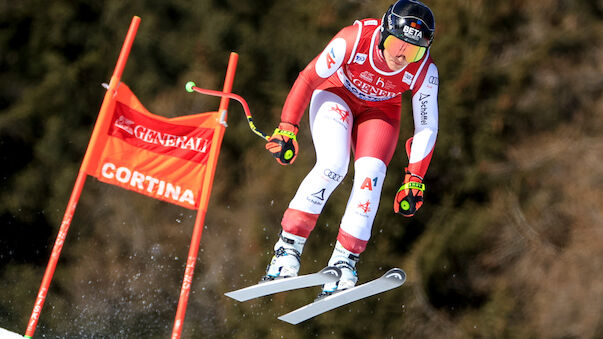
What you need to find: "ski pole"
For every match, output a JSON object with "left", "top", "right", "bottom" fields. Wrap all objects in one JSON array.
[{"left": 185, "top": 81, "right": 270, "bottom": 141}]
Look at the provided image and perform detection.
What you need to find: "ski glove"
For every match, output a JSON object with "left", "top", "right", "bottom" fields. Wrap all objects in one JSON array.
[
  {"left": 394, "top": 168, "right": 425, "bottom": 217},
  {"left": 265, "top": 122, "right": 299, "bottom": 165}
]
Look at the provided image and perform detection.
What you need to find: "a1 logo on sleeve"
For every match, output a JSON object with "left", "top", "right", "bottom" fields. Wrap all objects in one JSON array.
[{"left": 316, "top": 38, "right": 346, "bottom": 78}]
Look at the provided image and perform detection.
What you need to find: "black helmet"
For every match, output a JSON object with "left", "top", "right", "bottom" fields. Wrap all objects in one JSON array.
[{"left": 379, "top": 0, "right": 435, "bottom": 50}]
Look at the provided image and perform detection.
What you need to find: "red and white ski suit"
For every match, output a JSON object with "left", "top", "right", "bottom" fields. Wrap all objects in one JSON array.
[{"left": 280, "top": 19, "right": 439, "bottom": 254}]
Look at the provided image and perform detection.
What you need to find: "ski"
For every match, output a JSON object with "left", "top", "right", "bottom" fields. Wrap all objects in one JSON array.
[
  {"left": 224, "top": 266, "right": 342, "bottom": 302},
  {"left": 278, "top": 268, "right": 406, "bottom": 324},
  {"left": 0, "top": 327, "right": 24, "bottom": 339}
]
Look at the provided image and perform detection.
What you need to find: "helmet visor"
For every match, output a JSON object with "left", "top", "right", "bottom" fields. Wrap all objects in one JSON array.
[
  {"left": 383, "top": 35, "right": 426, "bottom": 63},
  {"left": 386, "top": 13, "right": 433, "bottom": 47}
]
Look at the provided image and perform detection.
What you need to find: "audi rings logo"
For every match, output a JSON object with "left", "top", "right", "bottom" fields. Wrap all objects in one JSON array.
[
  {"left": 428, "top": 76, "right": 439, "bottom": 86},
  {"left": 324, "top": 169, "right": 343, "bottom": 182}
]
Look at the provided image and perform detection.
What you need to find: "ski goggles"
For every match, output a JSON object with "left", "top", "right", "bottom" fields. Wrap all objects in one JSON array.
[{"left": 383, "top": 35, "right": 427, "bottom": 63}]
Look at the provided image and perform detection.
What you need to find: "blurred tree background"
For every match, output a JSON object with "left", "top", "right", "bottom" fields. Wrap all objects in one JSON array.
[{"left": 1, "top": 0, "right": 601, "bottom": 338}]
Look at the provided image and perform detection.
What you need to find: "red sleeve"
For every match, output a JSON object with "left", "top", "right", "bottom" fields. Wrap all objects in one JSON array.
[
  {"left": 280, "top": 24, "right": 360, "bottom": 125},
  {"left": 280, "top": 59, "right": 323, "bottom": 125}
]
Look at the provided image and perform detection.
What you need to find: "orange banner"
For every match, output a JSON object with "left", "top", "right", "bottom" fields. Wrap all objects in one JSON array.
[{"left": 84, "top": 83, "right": 222, "bottom": 209}]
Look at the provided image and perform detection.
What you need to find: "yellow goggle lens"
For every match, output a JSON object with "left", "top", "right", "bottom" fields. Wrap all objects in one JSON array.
[{"left": 383, "top": 35, "right": 426, "bottom": 63}]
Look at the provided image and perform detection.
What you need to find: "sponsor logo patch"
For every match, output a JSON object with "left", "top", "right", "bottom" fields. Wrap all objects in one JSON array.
[
  {"left": 357, "top": 200, "right": 371, "bottom": 214},
  {"left": 403, "top": 71, "right": 413, "bottom": 85},
  {"left": 331, "top": 105, "right": 350, "bottom": 122},
  {"left": 323, "top": 169, "right": 343, "bottom": 182},
  {"left": 402, "top": 25, "right": 423, "bottom": 42},
  {"left": 316, "top": 38, "right": 346, "bottom": 78},
  {"left": 354, "top": 53, "right": 367, "bottom": 65},
  {"left": 418, "top": 93, "right": 430, "bottom": 125},
  {"left": 307, "top": 188, "right": 326, "bottom": 205},
  {"left": 359, "top": 71, "right": 374, "bottom": 83}
]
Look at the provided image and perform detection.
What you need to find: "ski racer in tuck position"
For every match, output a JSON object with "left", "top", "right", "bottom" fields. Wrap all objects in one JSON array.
[{"left": 263, "top": 0, "right": 439, "bottom": 298}]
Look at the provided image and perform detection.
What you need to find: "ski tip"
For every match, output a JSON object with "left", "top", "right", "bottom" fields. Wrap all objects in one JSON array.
[
  {"left": 223, "top": 291, "right": 245, "bottom": 302},
  {"left": 384, "top": 268, "right": 406, "bottom": 283},
  {"left": 224, "top": 290, "right": 251, "bottom": 302},
  {"left": 319, "top": 266, "right": 342, "bottom": 281},
  {"left": 277, "top": 314, "right": 302, "bottom": 325},
  {"left": 0, "top": 328, "right": 25, "bottom": 339}
]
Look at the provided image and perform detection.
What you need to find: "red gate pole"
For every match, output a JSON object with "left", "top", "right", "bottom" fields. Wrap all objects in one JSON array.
[
  {"left": 170, "top": 52, "right": 239, "bottom": 339},
  {"left": 23, "top": 16, "right": 141, "bottom": 338}
]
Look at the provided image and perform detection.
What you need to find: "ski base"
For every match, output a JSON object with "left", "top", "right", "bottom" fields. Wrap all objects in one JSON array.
[
  {"left": 224, "top": 266, "right": 342, "bottom": 302},
  {"left": 278, "top": 268, "right": 406, "bottom": 324}
]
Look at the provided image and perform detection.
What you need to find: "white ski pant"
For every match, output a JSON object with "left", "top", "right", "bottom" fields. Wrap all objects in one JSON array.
[{"left": 287, "top": 90, "right": 388, "bottom": 252}]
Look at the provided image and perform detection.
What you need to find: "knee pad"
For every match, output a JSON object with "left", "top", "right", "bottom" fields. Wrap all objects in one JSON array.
[{"left": 340, "top": 157, "right": 387, "bottom": 242}]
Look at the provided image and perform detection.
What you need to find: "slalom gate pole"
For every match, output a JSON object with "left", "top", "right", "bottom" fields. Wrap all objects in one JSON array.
[
  {"left": 23, "top": 16, "right": 141, "bottom": 338},
  {"left": 170, "top": 52, "right": 239, "bottom": 339}
]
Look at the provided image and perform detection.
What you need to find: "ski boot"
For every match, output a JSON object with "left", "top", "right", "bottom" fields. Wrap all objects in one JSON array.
[
  {"left": 261, "top": 231, "right": 306, "bottom": 282},
  {"left": 317, "top": 241, "right": 359, "bottom": 299}
]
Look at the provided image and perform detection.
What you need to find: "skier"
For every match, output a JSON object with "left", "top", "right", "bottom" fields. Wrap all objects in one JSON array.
[{"left": 263, "top": 0, "right": 439, "bottom": 297}]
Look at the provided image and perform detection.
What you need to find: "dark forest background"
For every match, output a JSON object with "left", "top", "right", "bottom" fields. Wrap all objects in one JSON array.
[{"left": 1, "top": 0, "right": 601, "bottom": 338}]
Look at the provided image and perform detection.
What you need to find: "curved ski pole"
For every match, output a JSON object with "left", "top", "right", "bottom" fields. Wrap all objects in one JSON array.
[{"left": 185, "top": 81, "right": 270, "bottom": 141}]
